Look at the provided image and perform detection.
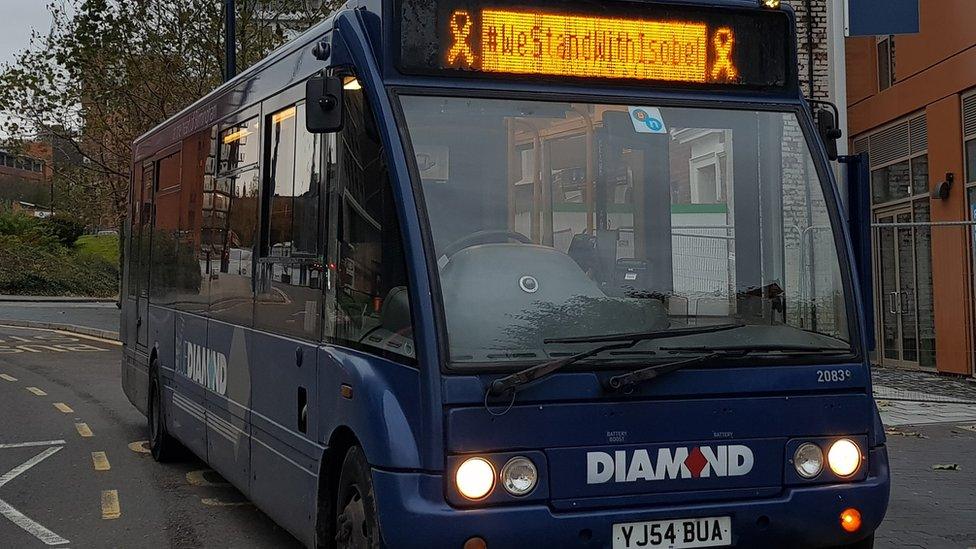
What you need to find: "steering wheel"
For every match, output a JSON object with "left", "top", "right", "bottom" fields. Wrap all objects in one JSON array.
[{"left": 440, "top": 230, "right": 532, "bottom": 261}]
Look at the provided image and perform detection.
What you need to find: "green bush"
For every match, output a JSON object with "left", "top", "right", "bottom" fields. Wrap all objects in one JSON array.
[
  {"left": 42, "top": 214, "right": 86, "bottom": 247},
  {"left": 0, "top": 210, "right": 39, "bottom": 237},
  {"left": 0, "top": 235, "right": 119, "bottom": 297}
]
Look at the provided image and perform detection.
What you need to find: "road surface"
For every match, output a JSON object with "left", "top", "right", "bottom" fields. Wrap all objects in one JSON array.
[{"left": 0, "top": 323, "right": 301, "bottom": 548}]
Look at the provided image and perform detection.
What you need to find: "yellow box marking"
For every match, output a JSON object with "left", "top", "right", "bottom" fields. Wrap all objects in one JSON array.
[
  {"left": 0, "top": 374, "right": 16, "bottom": 382},
  {"left": 101, "top": 490, "right": 121, "bottom": 520},
  {"left": 53, "top": 402, "right": 74, "bottom": 413},
  {"left": 75, "top": 423, "right": 94, "bottom": 437},
  {"left": 91, "top": 451, "right": 111, "bottom": 471},
  {"left": 128, "top": 440, "right": 150, "bottom": 454},
  {"left": 26, "top": 387, "right": 47, "bottom": 396}
]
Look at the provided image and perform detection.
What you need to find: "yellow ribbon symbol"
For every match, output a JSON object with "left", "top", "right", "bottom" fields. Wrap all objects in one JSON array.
[
  {"left": 447, "top": 10, "right": 475, "bottom": 67},
  {"left": 710, "top": 28, "right": 738, "bottom": 81}
]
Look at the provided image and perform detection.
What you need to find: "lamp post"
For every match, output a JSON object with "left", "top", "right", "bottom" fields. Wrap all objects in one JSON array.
[{"left": 225, "top": 0, "right": 236, "bottom": 82}]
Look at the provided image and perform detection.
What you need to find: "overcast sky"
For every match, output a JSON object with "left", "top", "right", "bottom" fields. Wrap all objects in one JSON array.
[{"left": 0, "top": 2, "right": 53, "bottom": 66}]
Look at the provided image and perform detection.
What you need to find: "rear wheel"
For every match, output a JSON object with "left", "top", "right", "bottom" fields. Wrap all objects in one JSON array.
[
  {"left": 148, "top": 370, "right": 180, "bottom": 462},
  {"left": 335, "top": 446, "right": 382, "bottom": 549}
]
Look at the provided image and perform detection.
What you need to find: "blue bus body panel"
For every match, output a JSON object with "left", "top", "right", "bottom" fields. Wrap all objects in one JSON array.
[
  {"left": 169, "top": 312, "right": 209, "bottom": 460},
  {"left": 318, "top": 347, "right": 424, "bottom": 469},
  {"left": 204, "top": 320, "right": 252, "bottom": 497},
  {"left": 119, "top": 1, "right": 891, "bottom": 546},
  {"left": 370, "top": 447, "right": 889, "bottom": 548}
]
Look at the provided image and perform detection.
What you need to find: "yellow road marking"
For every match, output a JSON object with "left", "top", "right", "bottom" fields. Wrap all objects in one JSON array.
[
  {"left": 101, "top": 490, "right": 120, "bottom": 519},
  {"left": 201, "top": 497, "right": 252, "bottom": 507},
  {"left": 53, "top": 402, "right": 74, "bottom": 413},
  {"left": 127, "top": 441, "right": 150, "bottom": 454},
  {"left": 26, "top": 387, "right": 47, "bottom": 396},
  {"left": 0, "top": 374, "right": 16, "bottom": 382},
  {"left": 186, "top": 469, "right": 231, "bottom": 488},
  {"left": 75, "top": 423, "right": 93, "bottom": 437},
  {"left": 91, "top": 451, "right": 111, "bottom": 471}
]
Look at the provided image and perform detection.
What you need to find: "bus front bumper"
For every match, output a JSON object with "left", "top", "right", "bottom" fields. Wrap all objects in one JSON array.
[{"left": 372, "top": 446, "right": 889, "bottom": 549}]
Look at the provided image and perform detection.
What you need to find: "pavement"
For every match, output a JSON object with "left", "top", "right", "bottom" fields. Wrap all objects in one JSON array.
[
  {"left": 0, "top": 301, "right": 121, "bottom": 336},
  {"left": 0, "top": 324, "right": 301, "bottom": 548}
]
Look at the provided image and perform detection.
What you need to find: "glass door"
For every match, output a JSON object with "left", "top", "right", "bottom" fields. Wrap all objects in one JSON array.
[{"left": 875, "top": 207, "right": 921, "bottom": 368}]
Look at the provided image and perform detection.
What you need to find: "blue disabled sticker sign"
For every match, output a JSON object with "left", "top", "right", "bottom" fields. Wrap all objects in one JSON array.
[{"left": 629, "top": 107, "right": 667, "bottom": 134}]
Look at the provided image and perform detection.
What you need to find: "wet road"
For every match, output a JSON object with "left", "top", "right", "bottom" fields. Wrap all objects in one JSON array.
[{"left": 0, "top": 324, "right": 302, "bottom": 548}]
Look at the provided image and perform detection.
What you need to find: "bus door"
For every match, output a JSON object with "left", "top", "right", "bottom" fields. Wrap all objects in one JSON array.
[
  {"left": 128, "top": 161, "right": 155, "bottom": 350},
  {"left": 249, "top": 96, "right": 324, "bottom": 542}
]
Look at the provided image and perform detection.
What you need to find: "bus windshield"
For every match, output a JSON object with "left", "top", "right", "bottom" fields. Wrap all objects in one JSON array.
[{"left": 400, "top": 95, "right": 852, "bottom": 367}]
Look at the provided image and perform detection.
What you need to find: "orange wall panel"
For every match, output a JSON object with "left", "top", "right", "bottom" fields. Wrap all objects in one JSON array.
[
  {"left": 846, "top": 37, "right": 877, "bottom": 106},
  {"left": 848, "top": 44, "right": 976, "bottom": 136},
  {"left": 925, "top": 96, "right": 972, "bottom": 375},
  {"left": 894, "top": 0, "right": 976, "bottom": 82}
]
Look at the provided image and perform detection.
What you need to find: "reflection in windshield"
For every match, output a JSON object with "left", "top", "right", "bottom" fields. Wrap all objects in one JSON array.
[{"left": 400, "top": 96, "right": 851, "bottom": 365}]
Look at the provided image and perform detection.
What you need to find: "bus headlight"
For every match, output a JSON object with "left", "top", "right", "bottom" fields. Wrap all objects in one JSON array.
[
  {"left": 827, "top": 439, "right": 861, "bottom": 477},
  {"left": 456, "top": 457, "right": 495, "bottom": 500},
  {"left": 501, "top": 456, "right": 538, "bottom": 496},
  {"left": 793, "top": 443, "right": 824, "bottom": 478}
]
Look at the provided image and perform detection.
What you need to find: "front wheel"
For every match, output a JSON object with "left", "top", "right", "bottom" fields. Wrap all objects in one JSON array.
[
  {"left": 148, "top": 372, "right": 181, "bottom": 462},
  {"left": 335, "top": 446, "right": 382, "bottom": 549}
]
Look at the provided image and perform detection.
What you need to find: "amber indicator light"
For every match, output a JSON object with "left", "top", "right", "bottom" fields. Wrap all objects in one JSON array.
[{"left": 840, "top": 508, "right": 862, "bottom": 533}]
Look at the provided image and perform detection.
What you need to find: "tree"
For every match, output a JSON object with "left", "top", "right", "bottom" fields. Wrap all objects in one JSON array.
[{"left": 0, "top": 0, "right": 338, "bottom": 229}]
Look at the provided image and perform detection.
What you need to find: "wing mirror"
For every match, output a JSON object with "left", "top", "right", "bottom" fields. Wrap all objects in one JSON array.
[
  {"left": 306, "top": 74, "right": 344, "bottom": 133},
  {"left": 811, "top": 100, "right": 843, "bottom": 161}
]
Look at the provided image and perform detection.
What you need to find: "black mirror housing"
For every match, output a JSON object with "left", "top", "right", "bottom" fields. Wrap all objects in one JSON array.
[
  {"left": 306, "top": 74, "right": 344, "bottom": 133},
  {"left": 814, "top": 107, "right": 841, "bottom": 161}
]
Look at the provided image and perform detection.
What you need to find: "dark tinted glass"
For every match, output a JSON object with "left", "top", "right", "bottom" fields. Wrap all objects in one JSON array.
[
  {"left": 255, "top": 104, "right": 325, "bottom": 340},
  {"left": 210, "top": 170, "right": 259, "bottom": 324},
  {"left": 871, "top": 160, "right": 910, "bottom": 204},
  {"left": 219, "top": 118, "right": 260, "bottom": 173},
  {"left": 150, "top": 152, "right": 183, "bottom": 305},
  {"left": 332, "top": 88, "right": 414, "bottom": 360},
  {"left": 966, "top": 139, "right": 976, "bottom": 183}
]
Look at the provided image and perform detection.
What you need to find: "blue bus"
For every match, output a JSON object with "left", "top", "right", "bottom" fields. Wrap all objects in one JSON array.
[{"left": 121, "top": 0, "right": 889, "bottom": 547}]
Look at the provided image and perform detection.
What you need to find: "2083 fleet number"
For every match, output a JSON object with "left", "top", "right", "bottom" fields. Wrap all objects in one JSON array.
[{"left": 817, "top": 369, "right": 853, "bottom": 383}]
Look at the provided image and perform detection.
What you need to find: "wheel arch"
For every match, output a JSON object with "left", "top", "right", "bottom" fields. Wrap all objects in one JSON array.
[{"left": 315, "top": 425, "right": 362, "bottom": 547}]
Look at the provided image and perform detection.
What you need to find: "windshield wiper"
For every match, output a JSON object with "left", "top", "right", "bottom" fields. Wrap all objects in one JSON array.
[
  {"left": 606, "top": 343, "right": 854, "bottom": 392},
  {"left": 486, "top": 324, "right": 743, "bottom": 396}
]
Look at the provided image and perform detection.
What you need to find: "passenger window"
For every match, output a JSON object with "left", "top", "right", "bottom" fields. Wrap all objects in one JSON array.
[
  {"left": 255, "top": 104, "right": 324, "bottom": 340},
  {"left": 331, "top": 82, "right": 415, "bottom": 361},
  {"left": 219, "top": 118, "right": 260, "bottom": 173},
  {"left": 208, "top": 118, "right": 261, "bottom": 322},
  {"left": 150, "top": 151, "right": 183, "bottom": 306}
]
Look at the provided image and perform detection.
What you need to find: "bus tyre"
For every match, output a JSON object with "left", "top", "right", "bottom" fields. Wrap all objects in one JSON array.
[
  {"left": 148, "top": 373, "right": 179, "bottom": 462},
  {"left": 335, "top": 446, "right": 382, "bottom": 549}
]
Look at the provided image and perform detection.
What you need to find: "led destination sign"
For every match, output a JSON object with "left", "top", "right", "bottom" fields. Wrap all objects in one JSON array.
[
  {"left": 452, "top": 10, "right": 732, "bottom": 83},
  {"left": 398, "top": 0, "right": 793, "bottom": 89}
]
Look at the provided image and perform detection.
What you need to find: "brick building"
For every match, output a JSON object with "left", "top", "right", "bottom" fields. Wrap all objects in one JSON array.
[
  {"left": 846, "top": 0, "right": 976, "bottom": 377},
  {"left": 0, "top": 140, "right": 53, "bottom": 210}
]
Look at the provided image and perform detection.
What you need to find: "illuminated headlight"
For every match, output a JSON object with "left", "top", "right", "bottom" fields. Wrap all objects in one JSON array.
[
  {"left": 456, "top": 457, "right": 495, "bottom": 500},
  {"left": 501, "top": 456, "right": 538, "bottom": 496},
  {"left": 827, "top": 439, "right": 862, "bottom": 477},
  {"left": 760, "top": 0, "right": 781, "bottom": 8},
  {"left": 793, "top": 443, "right": 824, "bottom": 479}
]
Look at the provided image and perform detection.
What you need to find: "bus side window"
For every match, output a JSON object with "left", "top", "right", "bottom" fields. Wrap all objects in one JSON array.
[
  {"left": 149, "top": 151, "right": 183, "bottom": 307},
  {"left": 209, "top": 119, "right": 260, "bottom": 323},
  {"left": 254, "top": 103, "right": 324, "bottom": 340},
  {"left": 330, "top": 81, "right": 415, "bottom": 362}
]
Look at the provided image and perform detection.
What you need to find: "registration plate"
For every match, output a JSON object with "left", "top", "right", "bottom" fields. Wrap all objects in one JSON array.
[{"left": 613, "top": 516, "right": 732, "bottom": 549}]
